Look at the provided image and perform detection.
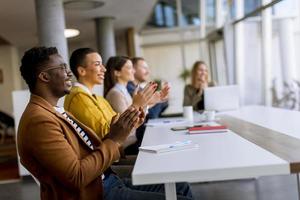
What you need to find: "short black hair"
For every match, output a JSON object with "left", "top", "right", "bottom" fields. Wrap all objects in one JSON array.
[
  {"left": 20, "top": 46, "right": 58, "bottom": 92},
  {"left": 69, "top": 48, "right": 97, "bottom": 79}
]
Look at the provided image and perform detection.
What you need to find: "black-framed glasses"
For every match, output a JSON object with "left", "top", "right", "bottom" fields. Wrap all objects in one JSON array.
[{"left": 41, "top": 63, "right": 69, "bottom": 73}]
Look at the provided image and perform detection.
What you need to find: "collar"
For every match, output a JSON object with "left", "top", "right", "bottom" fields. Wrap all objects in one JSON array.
[
  {"left": 115, "top": 83, "right": 132, "bottom": 99},
  {"left": 54, "top": 106, "right": 65, "bottom": 114},
  {"left": 74, "top": 82, "right": 92, "bottom": 96},
  {"left": 115, "top": 83, "right": 129, "bottom": 94}
]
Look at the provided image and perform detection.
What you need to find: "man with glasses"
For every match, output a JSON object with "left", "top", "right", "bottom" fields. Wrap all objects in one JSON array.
[{"left": 17, "top": 46, "right": 142, "bottom": 200}]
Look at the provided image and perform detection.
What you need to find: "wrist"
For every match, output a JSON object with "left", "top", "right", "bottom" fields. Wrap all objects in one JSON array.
[
  {"left": 131, "top": 103, "right": 139, "bottom": 109},
  {"left": 114, "top": 140, "right": 122, "bottom": 148}
]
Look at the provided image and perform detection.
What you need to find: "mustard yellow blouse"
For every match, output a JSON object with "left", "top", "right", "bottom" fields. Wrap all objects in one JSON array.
[{"left": 64, "top": 86, "right": 116, "bottom": 139}]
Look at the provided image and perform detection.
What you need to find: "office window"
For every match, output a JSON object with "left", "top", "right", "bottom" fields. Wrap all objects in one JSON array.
[
  {"left": 146, "top": 0, "right": 177, "bottom": 28},
  {"left": 181, "top": 0, "right": 200, "bottom": 26},
  {"left": 244, "top": 0, "right": 261, "bottom": 15},
  {"left": 164, "top": 3, "right": 176, "bottom": 27},
  {"left": 206, "top": 0, "right": 216, "bottom": 25},
  {"left": 153, "top": 3, "right": 164, "bottom": 26}
]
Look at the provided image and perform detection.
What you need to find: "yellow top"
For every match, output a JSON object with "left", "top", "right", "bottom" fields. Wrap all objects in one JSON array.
[{"left": 64, "top": 86, "right": 116, "bottom": 139}]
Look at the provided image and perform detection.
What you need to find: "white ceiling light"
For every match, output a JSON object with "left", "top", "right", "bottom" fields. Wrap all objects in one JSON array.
[
  {"left": 64, "top": 0, "right": 105, "bottom": 10},
  {"left": 64, "top": 29, "right": 80, "bottom": 38}
]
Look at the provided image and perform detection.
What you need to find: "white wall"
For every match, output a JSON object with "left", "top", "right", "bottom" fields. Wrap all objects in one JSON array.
[
  {"left": 0, "top": 45, "right": 23, "bottom": 115},
  {"left": 140, "top": 27, "right": 204, "bottom": 113}
]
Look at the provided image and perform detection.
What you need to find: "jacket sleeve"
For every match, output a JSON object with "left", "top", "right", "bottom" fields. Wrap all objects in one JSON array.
[{"left": 25, "top": 115, "right": 120, "bottom": 190}]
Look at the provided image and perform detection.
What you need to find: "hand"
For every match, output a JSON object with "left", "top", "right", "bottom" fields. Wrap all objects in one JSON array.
[
  {"left": 194, "top": 79, "right": 207, "bottom": 90},
  {"left": 200, "top": 82, "right": 208, "bottom": 89},
  {"left": 111, "top": 113, "right": 120, "bottom": 124},
  {"left": 132, "top": 82, "right": 157, "bottom": 108},
  {"left": 148, "top": 83, "right": 170, "bottom": 105},
  {"left": 159, "top": 83, "right": 170, "bottom": 102},
  {"left": 135, "top": 107, "right": 146, "bottom": 128},
  {"left": 107, "top": 107, "right": 140, "bottom": 145}
]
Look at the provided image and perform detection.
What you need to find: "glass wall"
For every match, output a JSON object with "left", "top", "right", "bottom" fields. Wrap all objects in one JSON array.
[
  {"left": 146, "top": 0, "right": 201, "bottom": 28},
  {"left": 140, "top": 0, "right": 300, "bottom": 113},
  {"left": 182, "top": 0, "right": 200, "bottom": 26},
  {"left": 147, "top": 0, "right": 178, "bottom": 28},
  {"left": 270, "top": 0, "right": 300, "bottom": 109}
]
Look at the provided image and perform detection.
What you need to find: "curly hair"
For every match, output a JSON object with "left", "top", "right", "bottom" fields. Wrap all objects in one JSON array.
[
  {"left": 20, "top": 47, "right": 58, "bottom": 92},
  {"left": 69, "top": 48, "right": 97, "bottom": 80},
  {"left": 104, "top": 56, "right": 130, "bottom": 97}
]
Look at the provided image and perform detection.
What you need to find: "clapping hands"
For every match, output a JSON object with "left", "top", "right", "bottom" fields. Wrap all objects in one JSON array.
[{"left": 132, "top": 82, "right": 157, "bottom": 108}]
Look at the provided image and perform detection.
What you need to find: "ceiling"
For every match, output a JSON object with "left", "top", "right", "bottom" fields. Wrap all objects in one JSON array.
[{"left": 0, "top": 0, "right": 157, "bottom": 50}]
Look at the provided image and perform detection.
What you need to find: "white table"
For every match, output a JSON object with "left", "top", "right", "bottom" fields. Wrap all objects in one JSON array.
[{"left": 132, "top": 106, "right": 300, "bottom": 200}]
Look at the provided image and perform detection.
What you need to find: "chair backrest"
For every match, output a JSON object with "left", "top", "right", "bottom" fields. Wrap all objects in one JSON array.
[{"left": 30, "top": 173, "right": 40, "bottom": 186}]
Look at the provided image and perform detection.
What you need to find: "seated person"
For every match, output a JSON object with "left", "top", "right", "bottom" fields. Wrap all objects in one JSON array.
[
  {"left": 64, "top": 49, "right": 157, "bottom": 154},
  {"left": 18, "top": 46, "right": 140, "bottom": 199},
  {"left": 18, "top": 46, "right": 193, "bottom": 200},
  {"left": 183, "top": 61, "right": 216, "bottom": 111},
  {"left": 104, "top": 56, "right": 169, "bottom": 154},
  {"left": 127, "top": 57, "right": 169, "bottom": 119},
  {"left": 64, "top": 48, "right": 155, "bottom": 140}
]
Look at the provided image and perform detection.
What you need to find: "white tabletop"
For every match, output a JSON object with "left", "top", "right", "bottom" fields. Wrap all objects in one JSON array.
[
  {"left": 132, "top": 106, "right": 291, "bottom": 186},
  {"left": 223, "top": 105, "right": 300, "bottom": 140}
]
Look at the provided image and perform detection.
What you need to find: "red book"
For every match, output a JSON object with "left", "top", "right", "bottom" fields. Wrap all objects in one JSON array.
[{"left": 188, "top": 125, "right": 228, "bottom": 134}]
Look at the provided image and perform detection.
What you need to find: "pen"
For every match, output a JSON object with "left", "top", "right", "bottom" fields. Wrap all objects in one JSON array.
[{"left": 169, "top": 140, "right": 192, "bottom": 148}]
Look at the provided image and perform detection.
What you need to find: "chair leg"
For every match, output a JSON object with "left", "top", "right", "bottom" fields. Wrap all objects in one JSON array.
[{"left": 0, "top": 130, "right": 4, "bottom": 144}]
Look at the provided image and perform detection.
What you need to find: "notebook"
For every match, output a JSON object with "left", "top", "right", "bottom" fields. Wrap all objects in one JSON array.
[
  {"left": 188, "top": 124, "right": 228, "bottom": 134},
  {"left": 139, "top": 141, "right": 199, "bottom": 153}
]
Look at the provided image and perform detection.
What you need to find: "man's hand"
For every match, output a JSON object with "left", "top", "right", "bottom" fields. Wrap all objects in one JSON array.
[
  {"left": 159, "top": 83, "right": 170, "bottom": 102},
  {"left": 107, "top": 107, "right": 140, "bottom": 145},
  {"left": 148, "top": 83, "right": 170, "bottom": 106}
]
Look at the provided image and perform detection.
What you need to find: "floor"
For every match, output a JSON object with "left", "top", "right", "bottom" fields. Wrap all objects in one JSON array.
[{"left": 0, "top": 174, "right": 299, "bottom": 200}]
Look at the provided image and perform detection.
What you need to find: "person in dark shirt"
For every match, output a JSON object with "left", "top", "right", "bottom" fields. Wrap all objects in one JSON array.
[
  {"left": 183, "top": 61, "right": 216, "bottom": 111},
  {"left": 127, "top": 57, "right": 169, "bottom": 119}
]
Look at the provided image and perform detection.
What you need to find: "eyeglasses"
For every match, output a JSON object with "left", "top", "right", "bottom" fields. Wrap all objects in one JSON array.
[{"left": 41, "top": 63, "right": 69, "bottom": 73}]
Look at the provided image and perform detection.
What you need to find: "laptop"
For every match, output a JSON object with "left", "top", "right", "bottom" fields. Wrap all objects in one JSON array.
[{"left": 204, "top": 85, "right": 240, "bottom": 111}]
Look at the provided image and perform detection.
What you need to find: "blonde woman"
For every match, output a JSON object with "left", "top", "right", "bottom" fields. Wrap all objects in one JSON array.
[{"left": 183, "top": 61, "right": 215, "bottom": 111}]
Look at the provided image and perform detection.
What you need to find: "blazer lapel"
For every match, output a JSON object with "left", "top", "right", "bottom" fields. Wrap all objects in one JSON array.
[
  {"left": 55, "top": 112, "right": 101, "bottom": 149},
  {"left": 30, "top": 94, "right": 100, "bottom": 150}
]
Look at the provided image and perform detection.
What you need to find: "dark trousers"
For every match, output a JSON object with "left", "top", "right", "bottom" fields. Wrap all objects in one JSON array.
[{"left": 103, "top": 174, "right": 194, "bottom": 200}]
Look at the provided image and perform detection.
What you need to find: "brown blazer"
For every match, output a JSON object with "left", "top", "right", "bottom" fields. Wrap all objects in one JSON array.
[{"left": 17, "top": 94, "right": 120, "bottom": 200}]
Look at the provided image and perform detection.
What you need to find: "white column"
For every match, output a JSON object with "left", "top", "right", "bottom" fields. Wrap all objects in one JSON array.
[
  {"left": 234, "top": 0, "right": 245, "bottom": 105},
  {"left": 95, "top": 17, "right": 116, "bottom": 64},
  {"left": 261, "top": 0, "right": 272, "bottom": 106},
  {"left": 35, "top": 0, "right": 68, "bottom": 62},
  {"left": 200, "top": 0, "right": 206, "bottom": 38},
  {"left": 215, "top": 0, "right": 224, "bottom": 28},
  {"left": 278, "top": 18, "right": 296, "bottom": 82},
  {"left": 199, "top": 0, "right": 210, "bottom": 67},
  {"left": 176, "top": 0, "right": 187, "bottom": 69}
]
